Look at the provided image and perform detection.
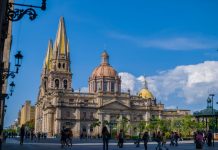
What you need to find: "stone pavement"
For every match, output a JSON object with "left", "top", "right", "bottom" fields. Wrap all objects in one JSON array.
[{"left": 2, "top": 138, "right": 218, "bottom": 150}]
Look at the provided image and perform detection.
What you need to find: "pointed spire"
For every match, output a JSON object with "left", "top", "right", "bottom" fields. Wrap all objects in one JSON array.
[
  {"left": 101, "top": 50, "right": 109, "bottom": 65},
  {"left": 143, "top": 75, "right": 148, "bottom": 89},
  {"left": 54, "top": 17, "right": 68, "bottom": 58},
  {"left": 43, "top": 40, "right": 53, "bottom": 70}
]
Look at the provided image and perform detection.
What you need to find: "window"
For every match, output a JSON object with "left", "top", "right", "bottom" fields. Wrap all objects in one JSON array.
[
  {"left": 55, "top": 79, "right": 59, "bottom": 88},
  {"left": 69, "top": 99, "right": 74, "bottom": 103},
  {"left": 90, "top": 126, "right": 93, "bottom": 132},
  {"left": 63, "top": 80, "right": 67, "bottom": 89},
  {"left": 63, "top": 63, "right": 65, "bottom": 68},
  {"left": 66, "top": 111, "right": 70, "bottom": 118},
  {"left": 97, "top": 82, "right": 101, "bottom": 91},
  {"left": 90, "top": 112, "right": 94, "bottom": 120},
  {"left": 103, "top": 82, "right": 107, "bottom": 92},
  {"left": 83, "top": 112, "right": 86, "bottom": 120},
  {"left": 111, "top": 82, "right": 114, "bottom": 92},
  {"left": 58, "top": 63, "right": 61, "bottom": 68}
]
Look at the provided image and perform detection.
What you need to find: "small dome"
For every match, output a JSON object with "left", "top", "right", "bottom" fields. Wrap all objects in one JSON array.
[{"left": 138, "top": 88, "right": 154, "bottom": 100}]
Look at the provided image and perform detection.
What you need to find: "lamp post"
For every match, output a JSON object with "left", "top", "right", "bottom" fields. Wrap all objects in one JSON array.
[{"left": 207, "top": 94, "right": 215, "bottom": 147}]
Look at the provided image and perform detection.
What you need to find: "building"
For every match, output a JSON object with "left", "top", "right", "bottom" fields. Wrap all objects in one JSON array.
[
  {"left": 0, "top": 0, "right": 13, "bottom": 145},
  {"left": 20, "top": 100, "right": 35, "bottom": 126},
  {"left": 35, "top": 17, "right": 190, "bottom": 137}
]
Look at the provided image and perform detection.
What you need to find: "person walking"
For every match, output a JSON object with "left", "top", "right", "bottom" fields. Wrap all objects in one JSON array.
[
  {"left": 170, "top": 131, "right": 175, "bottom": 146},
  {"left": 135, "top": 132, "right": 141, "bottom": 147},
  {"left": 207, "top": 130, "right": 212, "bottom": 147},
  {"left": 118, "top": 129, "right": 124, "bottom": 148},
  {"left": 195, "top": 131, "right": 203, "bottom": 150},
  {"left": 20, "top": 125, "right": 25, "bottom": 145},
  {"left": 162, "top": 132, "right": 168, "bottom": 150},
  {"left": 142, "top": 131, "right": 149, "bottom": 150},
  {"left": 102, "top": 126, "right": 110, "bottom": 150},
  {"left": 155, "top": 131, "right": 162, "bottom": 150},
  {"left": 60, "top": 126, "right": 67, "bottom": 148},
  {"left": 174, "top": 132, "right": 179, "bottom": 146}
]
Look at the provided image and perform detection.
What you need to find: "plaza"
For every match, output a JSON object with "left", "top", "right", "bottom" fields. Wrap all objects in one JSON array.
[{"left": 3, "top": 138, "right": 218, "bottom": 150}]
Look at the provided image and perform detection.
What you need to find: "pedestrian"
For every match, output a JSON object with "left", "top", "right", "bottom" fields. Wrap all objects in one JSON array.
[
  {"left": 162, "top": 132, "right": 168, "bottom": 150},
  {"left": 20, "top": 125, "right": 25, "bottom": 145},
  {"left": 135, "top": 132, "right": 141, "bottom": 147},
  {"left": 67, "top": 129, "right": 73, "bottom": 147},
  {"left": 37, "top": 132, "right": 41, "bottom": 142},
  {"left": 195, "top": 131, "right": 203, "bottom": 149},
  {"left": 170, "top": 131, "right": 175, "bottom": 146},
  {"left": 174, "top": 132, "right": 179, "bottom": 146},
  {"left": 207, "top": 130, "right": 212, "bottom": 147},
  {"left": 30, "top": 130, "right": 34, "bottom": 141},
  {"left": 155, "top": 131, "right": 162, "bottom": 150},
  {"left": 102, "top": 126, "right": 110, "bottom": 150},
  {"left": 142, "top": 131, "right": 149, "bottom": 150},
  {"left": 60, "top": 126, "right": 68, "bottom": 148},
  {"left": 118, "top": 129, "right": 124, "bottom": 148}
]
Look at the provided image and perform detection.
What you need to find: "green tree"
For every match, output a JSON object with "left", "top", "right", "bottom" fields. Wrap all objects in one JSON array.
[{"left": 25, "top": 119, "right": 35, "bottom": 130}]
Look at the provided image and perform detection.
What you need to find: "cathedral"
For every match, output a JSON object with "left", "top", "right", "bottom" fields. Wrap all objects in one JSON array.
[{"left": 35, "top": 17, "right": 190, "bottom": 137}]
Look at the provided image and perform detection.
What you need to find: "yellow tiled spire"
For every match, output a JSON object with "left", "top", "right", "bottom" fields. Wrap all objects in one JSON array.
[
  {"left": 54, "top": 17, "right": 68, "bottom": 57},
  {"left": 43, "top": 40, "right": 53, "bottom": 70}
]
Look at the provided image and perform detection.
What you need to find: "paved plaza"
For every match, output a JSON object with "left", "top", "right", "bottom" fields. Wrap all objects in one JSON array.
[{"left": 2, "top": 138, "right": 218, "bottom": 150}]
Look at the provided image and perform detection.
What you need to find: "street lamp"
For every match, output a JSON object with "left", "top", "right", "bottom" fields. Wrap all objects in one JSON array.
[
  {"left": 9, "top": 81, "right": 15, "bottom": 96},
  {"left": 7, "top": 0, "right": 47, "bottom": 21},
  {"left": 207, "top": 94, "right": 215, "bottom": 147},
  {"left": 1, "top": 51, "right": 23, "bottom": 80},
  {"left": 14, "top": 51, "right": 23, "bottom": 73}
]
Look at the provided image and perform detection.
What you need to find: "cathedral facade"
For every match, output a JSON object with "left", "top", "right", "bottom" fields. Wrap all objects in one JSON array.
[{"left": 35, "top": 17, "right": 190, "bottom": 137}]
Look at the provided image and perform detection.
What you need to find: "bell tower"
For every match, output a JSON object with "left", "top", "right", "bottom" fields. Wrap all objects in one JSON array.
[{"left": 40, "top": 17, "right": 72, "bottom": 92}]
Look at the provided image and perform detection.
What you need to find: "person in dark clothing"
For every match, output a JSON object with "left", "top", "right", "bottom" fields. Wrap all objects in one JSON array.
[
  {"left": 174, "top": 132, "right": 179, "bottom": 146},
  {"left": 155, "top": 131, "right": 162, "bottom": 150},
  {"left": 102, "top": 126, "right": 110, "bottom": 150},
  {"left": 30, "top": 130, "right": 34, "bottom": 141},
  {"left": 61, "top": 126, "right": 67, "bottom": 148},
  {"left": 135, "top": 132, "right": 141, "bottom": 147},
  {"left": 142, "top": 131, "right": 149, "bottom": 150},
  {"left": 20, "top": 125, "right": 25, "bottom": 145},
  {"left": 118, "top": 129, "right": 124, "bottom": 148},
  {"left": 207, "top": 130, "right": 212, "bottom": 147}
]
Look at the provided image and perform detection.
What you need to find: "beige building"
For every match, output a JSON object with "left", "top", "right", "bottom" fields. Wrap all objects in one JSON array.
[
  {"left": 20, "top": 100, "right": 35, "bottom": 126},
  {"left": 35, "top": 17, "right": 190, "bottom": 137}
]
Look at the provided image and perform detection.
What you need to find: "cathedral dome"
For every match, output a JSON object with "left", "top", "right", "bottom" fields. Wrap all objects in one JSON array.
[
  {"left": 91, "top": 51, "right": 118, "bottom": 78},
  {"left": 138, "top": 88, "right": 154, "bottom": 100}
]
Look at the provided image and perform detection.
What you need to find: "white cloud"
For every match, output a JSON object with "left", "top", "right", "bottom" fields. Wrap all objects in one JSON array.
[
  {"left": 107, "top": 31, "right": 218, "bottom": 50},
  {"left": 119, "top": 61, "right": 218, "bottom": 104}
]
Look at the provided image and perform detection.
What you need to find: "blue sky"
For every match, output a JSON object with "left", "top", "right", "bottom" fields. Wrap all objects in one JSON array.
[{"left": 5, "top": 0, "right": 218, "bottom": 127}]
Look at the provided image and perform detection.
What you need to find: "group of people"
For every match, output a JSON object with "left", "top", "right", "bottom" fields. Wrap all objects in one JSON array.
[
  {"left": 19, "top": 125, "right": 48, "bottom": 145},
  {"left": 194, "top": 130, "right": 213, "bottom": 149},
  {"left": 60, "top": 126, "right": 73, "bottom": 148}
]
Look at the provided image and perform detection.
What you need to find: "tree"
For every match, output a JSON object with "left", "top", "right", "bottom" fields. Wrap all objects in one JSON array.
[
  {"left": 137, "top": 121, "right": 146, "bottom": 133},
  {"left": 91, "top": 119, "right": 101, "bottom": 136},
  {"left": 25, "top": 119, "right": 35, "bottom": 130}
]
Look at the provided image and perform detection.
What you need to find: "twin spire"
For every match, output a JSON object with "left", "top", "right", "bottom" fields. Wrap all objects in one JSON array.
[{"left": 43, "top": 17, "right": 69, "bottom": 70}]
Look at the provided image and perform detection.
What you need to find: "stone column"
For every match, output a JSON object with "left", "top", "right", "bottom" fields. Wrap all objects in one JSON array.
[
  {"left": 34, "top": 106, "right": 38, "bottom": 133},
  {"left": 42, "top": 112, "right": 45, "bottom": 133},
  {"left": 47, "top": 111, "right": 53, "bottom": 137}
]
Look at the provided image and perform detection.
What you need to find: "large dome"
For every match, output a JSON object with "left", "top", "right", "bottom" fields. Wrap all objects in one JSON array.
[
  {"left": 91, "top": 65, "right": 117, "bottom": 78},
  {"left": 138, "top": 88, "right": 154, "bottom": 100},
  {"left": 91, "top": 51, "right": 118, "bottom": 78}
]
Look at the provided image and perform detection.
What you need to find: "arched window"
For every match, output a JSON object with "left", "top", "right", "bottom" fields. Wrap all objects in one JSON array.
[
  {"left": 55, "top": 79, "right": 59, "bottom": 88},
  {"left": 63, "top": 63, "right": 65, "bottom": 69},
  {"left": 63, "top": 80, "right": 67, "bottom": 89},
  {"left": 103, "top": 81, "right": 107, "bottom": 92},
  {"left": 58, "top": 63, "right": 61, "bottom": 68}
]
